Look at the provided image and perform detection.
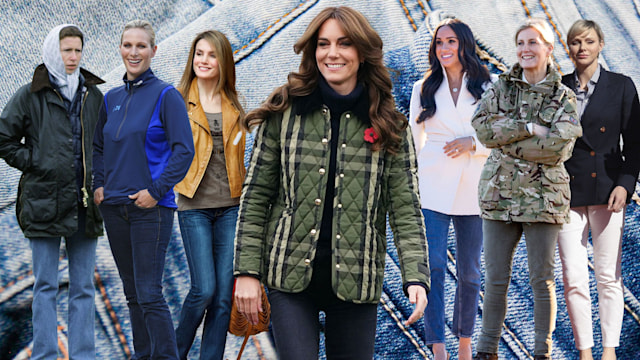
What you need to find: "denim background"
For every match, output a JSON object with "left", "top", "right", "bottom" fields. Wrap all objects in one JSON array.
[{"left": 1, "top": 1, "right": 639, "bottom": 359}]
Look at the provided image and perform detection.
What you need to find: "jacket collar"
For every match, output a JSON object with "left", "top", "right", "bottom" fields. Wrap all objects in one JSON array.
[
  {"left": 502, "top": 63, "right": 561, "bottom": 95},
  {"left": 187, "top": 77, "right": 240, "bottom": 132},
  {"left": 30, "top": 63, "right": 105, "bottom": 93},
  {"left": 564, "top": 66, "right": 608, "bottom": 93},
  {"left": 122, "top": 68, "right": 156, "bottom": 90},
  {"left": 294, "top": 80, "right": 370, "bottom": 123}
]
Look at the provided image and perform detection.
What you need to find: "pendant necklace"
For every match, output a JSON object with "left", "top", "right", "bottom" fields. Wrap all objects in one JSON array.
[{"left": 452, "top": 87, "right": 459, "bottom": 93}]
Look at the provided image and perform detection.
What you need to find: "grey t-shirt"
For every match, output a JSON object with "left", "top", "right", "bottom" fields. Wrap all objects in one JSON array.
[{"left": 177, "top": 112, "right": 239, "bottom": 210}]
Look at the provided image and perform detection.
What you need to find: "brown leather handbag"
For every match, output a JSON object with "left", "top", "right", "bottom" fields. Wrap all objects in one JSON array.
[{"left": 228, "top": 281, "right": 271, "bottom": 360}]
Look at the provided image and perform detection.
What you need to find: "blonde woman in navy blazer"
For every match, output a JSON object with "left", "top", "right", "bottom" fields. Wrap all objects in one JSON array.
[{"left": 557, "top": 20, "right": 640, "bottom": 360}]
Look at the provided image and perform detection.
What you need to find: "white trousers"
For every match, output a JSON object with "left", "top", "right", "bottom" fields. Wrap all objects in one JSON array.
[{"left": 557, "top": 205, "right": 624, "bottom": 350}]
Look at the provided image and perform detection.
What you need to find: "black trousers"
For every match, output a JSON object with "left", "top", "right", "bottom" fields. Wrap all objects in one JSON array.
[{"left": 268, "top": 255, "right": 378, "bottom": 360}]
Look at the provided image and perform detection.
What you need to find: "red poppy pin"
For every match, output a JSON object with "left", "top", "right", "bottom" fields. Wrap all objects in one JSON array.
[{"left": 364, "top": 127, "right": 379, "bottom": 143}]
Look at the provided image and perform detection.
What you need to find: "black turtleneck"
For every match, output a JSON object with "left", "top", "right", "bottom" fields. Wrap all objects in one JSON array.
[{"left": 316, "top": 77, "right": 366, "bottom": 259}]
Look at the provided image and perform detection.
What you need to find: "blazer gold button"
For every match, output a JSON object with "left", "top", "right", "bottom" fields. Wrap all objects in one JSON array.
[
  {"left": 590, "top": 151, "right": 595, "bottom": 156},
  {"left": 600, "top": 126, "right": 606, "bottom": 132},
  {"left": 591, "top": 172, "right": 597, "bottom": 178}
]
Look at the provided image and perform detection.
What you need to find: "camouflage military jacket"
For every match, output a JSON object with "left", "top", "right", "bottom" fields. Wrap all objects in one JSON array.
[{"left": 471, "top": 64, "right": 582, "bottom": 224}]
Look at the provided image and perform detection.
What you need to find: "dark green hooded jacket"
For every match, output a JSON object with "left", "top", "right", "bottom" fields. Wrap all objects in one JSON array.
[{"left": 0, "top": 64, "right": 104, "bottom": 238}]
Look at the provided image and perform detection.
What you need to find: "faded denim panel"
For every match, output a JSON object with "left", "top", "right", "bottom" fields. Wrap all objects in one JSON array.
[{"left": 2, "top": 0, "right": 640, "bottom": 359}]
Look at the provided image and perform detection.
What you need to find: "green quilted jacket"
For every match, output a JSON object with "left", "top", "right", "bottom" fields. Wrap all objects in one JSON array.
[{"left": 234, "top": 94, "right": 430, "bottom": 304}]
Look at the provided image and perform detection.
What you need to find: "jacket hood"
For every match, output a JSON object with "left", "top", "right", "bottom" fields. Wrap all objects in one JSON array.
[
  {"left": 30, "top": 64, "right": 105, "bottom": 93},
  {"left": 43, "top": 24, "right": 81, "bottom": 100}
]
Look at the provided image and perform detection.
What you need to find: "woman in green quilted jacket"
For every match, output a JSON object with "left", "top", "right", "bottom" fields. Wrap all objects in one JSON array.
[
  {"left": 232, "top": 6, "right": 430, "bottom": 360},
  {"left": 471, "top": 18, "right": 582, "bottom": 360}
]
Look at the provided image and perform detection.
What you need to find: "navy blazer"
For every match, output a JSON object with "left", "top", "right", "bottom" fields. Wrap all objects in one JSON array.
[{"left": 562, "top": 68, "right": 640, "bottom": 207}]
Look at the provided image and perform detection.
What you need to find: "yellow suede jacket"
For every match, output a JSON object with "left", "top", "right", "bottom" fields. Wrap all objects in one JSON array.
[{"left": 174, "top": 78, "right": 246, "bottom": 198}]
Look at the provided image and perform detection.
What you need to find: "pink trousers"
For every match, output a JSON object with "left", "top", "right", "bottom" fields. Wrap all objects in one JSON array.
[{"left": 557, "top": 204, "right": 624, "bottom": 350}]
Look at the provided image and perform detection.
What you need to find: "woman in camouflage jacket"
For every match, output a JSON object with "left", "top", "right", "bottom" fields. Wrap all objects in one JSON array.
[{"left": 471, "top": 19, "right": 582, "bottom": 360}]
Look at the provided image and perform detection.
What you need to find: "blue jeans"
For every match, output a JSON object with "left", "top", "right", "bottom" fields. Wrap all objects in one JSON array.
[
  {"left": 30, "top": 206, "right": 97, "bottom": 360},
  {"left": 175, "top": 206, "right": 238, "bottom": 360},
  {"left": 3, "top": 1, "right": 640, "bottom": 360},
  {"left": 99, "top": 203, "right": 178, "bottom": 360},
  {"left": 421, "top": 209, "right": 482, "bottom": 344}
]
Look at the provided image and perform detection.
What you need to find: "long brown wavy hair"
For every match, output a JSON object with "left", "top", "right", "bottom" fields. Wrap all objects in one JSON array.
[
  {"left": 178, "top": 30, "right": 245, "bottom": 122},
  {"left": 244, "top": 6, "right": 406, "bottom": 154}
]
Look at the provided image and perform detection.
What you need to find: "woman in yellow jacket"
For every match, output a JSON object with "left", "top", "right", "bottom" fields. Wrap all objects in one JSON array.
[{"left": 173, "top": 30, "right": 246, "bottom": 360}]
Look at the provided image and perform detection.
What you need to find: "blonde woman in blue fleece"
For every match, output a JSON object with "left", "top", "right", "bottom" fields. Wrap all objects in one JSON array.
[{"left": 93, "top": 20, "right": 194, "bottom": 360}]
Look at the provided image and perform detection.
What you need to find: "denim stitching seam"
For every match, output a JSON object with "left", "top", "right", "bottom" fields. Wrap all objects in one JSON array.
[
  {"left": 379, "top": 294, "right": 429, "bottom": 359},
  {"left": 233, "top": 0, "right": 318, "bottom": 62},
  {"left": 95, "top": 270, "right": 132, "bottom": 357}
]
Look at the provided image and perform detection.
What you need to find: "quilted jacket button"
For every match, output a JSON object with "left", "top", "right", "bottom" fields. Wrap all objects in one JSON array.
[
  {"left": 322, "top": 138, "right": 328, "bottom": 145},
  {"left": 322, "top": 108, "right": 328, "bottom": 115},
  {"left": 337, "top": 203, "right": 342, "bottom": 208},
  {"left": 341, "top": 143, "right": 346, "bottom": 148},
  {"left": 314, "top": 198, "right": 321, "bottom": 205},
  {"left": 335, "top": 264, "right": 341, "bottom": 269},
  {"left": 319, "top": 168, "right": 326, "bottom": 175},
  {"left": 336, "top": 234, "right": 341, "bottom": 239},
  {"left": 339, "top": 173, "right": 344, "bottom": 178},
  {"left": 304, "top": 259, "right": 311, "bottom": 265},
  {"left": 345, "top": 113, "right": 351, "bottom": 119},
  {"left": 310, "top": 229, "right": 317, "bottom": 235}
]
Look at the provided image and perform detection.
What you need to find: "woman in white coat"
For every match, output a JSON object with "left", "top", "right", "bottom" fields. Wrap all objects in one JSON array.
[{"left": 409, "top": 18, "right": 493, "bottom": 360}]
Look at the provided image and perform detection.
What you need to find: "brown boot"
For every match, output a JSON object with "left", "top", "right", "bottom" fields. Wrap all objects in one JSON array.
[{"left": 474, "top": 352, "right": 498, "bottom": 360}]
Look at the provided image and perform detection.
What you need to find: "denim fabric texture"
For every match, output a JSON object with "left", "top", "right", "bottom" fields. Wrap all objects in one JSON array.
[
  {"left": 2, "top": 1, "right": 640, "bottom": 359},
  {"left": 175, "top": 206, "right": 238, "bottom": 360},
  {"left": 421, "top": 209, "right": 483, "bottom": 344}
]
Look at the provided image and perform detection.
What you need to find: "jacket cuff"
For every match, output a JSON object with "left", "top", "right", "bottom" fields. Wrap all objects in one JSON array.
[
  {"left": 616, "top": 174, "right": 638, "bottom": 201},
  {"left": 403, "top": 281, "right": 429, "bottom": 297},
  {"left": 234, "top": 272, "right": 262, "bottom": 281}
]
